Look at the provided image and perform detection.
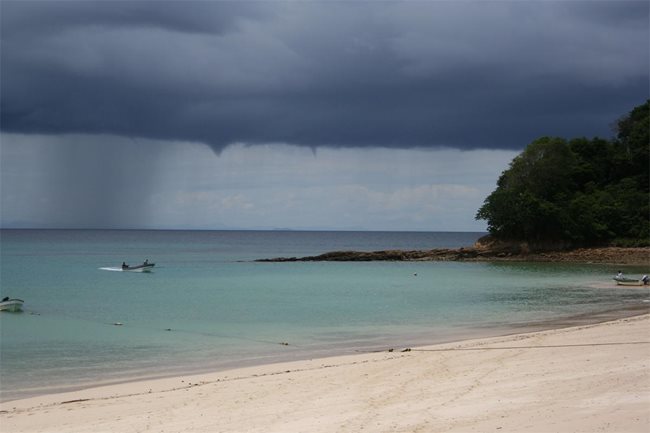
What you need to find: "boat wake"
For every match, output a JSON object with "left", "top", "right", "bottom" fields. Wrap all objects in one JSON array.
[{"left": 99, "top": 267, "right": 124, "bottom": 272}]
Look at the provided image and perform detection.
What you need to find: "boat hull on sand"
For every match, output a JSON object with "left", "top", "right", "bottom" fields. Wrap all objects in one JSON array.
[
  {"left": 614, "top": 279, "right": 644, "bottom": 286},
  {"left": 613, "top": 276, "right": 647, "bottom": 286}
]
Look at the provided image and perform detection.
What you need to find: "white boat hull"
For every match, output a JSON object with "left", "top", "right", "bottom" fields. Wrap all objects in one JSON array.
[
  {"left": 615, "top": 279, "right": 644, "bottom": 286},
  {"left": 0, "top": 299, "right": 24, "bottom": 312}
]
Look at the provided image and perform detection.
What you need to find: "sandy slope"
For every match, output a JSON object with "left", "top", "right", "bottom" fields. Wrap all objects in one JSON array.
[{"left": 1, "top": 314, "right": 649, "bottom": 433}]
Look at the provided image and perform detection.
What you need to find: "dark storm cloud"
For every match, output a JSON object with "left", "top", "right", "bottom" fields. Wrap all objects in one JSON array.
[
  {"left": 1, "top": 1, "right": 269, "bottom": 37},
  {"left": 1, "top": 0, "right": 648, "bottom": 151}
]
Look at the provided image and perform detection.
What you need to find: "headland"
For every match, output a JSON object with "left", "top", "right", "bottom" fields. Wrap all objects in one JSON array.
[{"left": 257, "top": 245, "right": 650, "bottom": 266}]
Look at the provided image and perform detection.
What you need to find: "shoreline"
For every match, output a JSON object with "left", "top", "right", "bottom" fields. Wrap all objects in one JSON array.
[
  {"left": 3, "top": 301, "right": 650, "bottom": 400},
  {"left": 2, "top": 313, "right": 649, "bottom": 432},
  {"left": 2, "top": 302, "right": 648, "bottom": 405},
  {"left": 256, "top": 246, "right": 650, "bottom": 265}
]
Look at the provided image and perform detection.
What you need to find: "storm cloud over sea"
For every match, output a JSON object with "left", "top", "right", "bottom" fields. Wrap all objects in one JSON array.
[
  {"left": 1, "top": 1, "right": 647, "bottom": 229},
  {"left": 3, "top": 1, "right": 647, "bottom": 151}
]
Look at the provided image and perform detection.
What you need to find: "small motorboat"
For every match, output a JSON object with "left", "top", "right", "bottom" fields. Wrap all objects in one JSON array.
[
  {"left": 613, "top": 275, "right": 649, "bottom": 286},
  {"left": 0, "top": 297, "right": 24, "bottom": 312},
  {"left": 614, "top": 278, "right": 643, "bottom": 286},
  {"left": 121, "top": 261, "right": 155, "bottom": 272}
]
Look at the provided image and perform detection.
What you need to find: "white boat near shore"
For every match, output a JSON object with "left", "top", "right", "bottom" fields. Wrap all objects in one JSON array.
[
  {"left": 613, "top": 276, "right": 648, "bottom": 286},
  {"left": 0, "top": 298, "right": 24, "bottom": 312},
  {"left": 614, "top": 278, "right": 644, "bottom": 286}
]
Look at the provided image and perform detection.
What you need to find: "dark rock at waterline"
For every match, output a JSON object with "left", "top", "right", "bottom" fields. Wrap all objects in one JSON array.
[
  {"left": 255, "top": 240, "right": 650, "bottom": 265},
  {"left": 255, "top": 248, "right": 487, "bottom": 262}
]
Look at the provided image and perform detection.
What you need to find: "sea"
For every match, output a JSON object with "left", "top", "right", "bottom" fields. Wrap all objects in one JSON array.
[{"left": 1, "top": 229, "right": 648, "bottom": 402}]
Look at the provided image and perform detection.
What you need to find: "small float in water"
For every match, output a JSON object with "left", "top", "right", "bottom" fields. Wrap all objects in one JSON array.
[{"left": 0, "top": 297, "right": 24, "bottom": 312}]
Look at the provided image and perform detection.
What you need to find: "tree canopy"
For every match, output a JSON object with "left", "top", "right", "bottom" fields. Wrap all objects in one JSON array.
[{"left": 476, "top": 100, "right": 649, "bottom": 247}]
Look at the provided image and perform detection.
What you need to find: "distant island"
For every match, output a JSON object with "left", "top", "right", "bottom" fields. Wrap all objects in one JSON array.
[{"left": 260, "top": 101, "right": 649, "bottom": 265}]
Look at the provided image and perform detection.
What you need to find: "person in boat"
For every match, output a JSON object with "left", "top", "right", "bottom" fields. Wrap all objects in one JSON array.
[
  {"left": 144, "top": 259, "right": 149, "bottom": 265},
  {"left": 122, "top": 262, "right": 128, "bottom": 270},
  {"left": 1, "top": 297, "right": 8, "bottom": 302},
  {"left": 642, "top": 275, "right": 649, "bottom": 285},
  {"left": 615, "top": 270, "right": 624, "bottom": 280}
]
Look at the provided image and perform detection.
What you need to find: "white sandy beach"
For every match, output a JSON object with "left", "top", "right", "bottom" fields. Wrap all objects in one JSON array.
[{"left": 1, "top": 314, "right": 649, "bottom": 433}]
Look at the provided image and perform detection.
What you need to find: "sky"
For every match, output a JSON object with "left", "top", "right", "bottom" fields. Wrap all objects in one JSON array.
[{"left": 1, "top": 0, "right": 648, "bottom": 231}]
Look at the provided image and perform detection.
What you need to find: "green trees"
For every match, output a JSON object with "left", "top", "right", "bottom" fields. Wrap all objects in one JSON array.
[{"left": 476, "top": 100, "right": 649, "bottom": 247}]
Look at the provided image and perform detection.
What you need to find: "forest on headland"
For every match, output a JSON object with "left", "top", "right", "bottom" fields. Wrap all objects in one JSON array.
[{"left": 476, "top": 100, "right": 649, "bottom": 248}]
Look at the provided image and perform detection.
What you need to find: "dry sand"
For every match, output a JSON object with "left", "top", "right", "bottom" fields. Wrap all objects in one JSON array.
[{"left": 1, "top": 314, "right": 649, "bottom": 433}]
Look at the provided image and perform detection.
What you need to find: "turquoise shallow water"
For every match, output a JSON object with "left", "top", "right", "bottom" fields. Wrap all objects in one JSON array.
[{"left": 1, "top": 230, "right": 647, "bottom": 401}]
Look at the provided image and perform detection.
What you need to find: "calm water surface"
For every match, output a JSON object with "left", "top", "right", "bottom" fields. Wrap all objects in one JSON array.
[{"left": 1, "top": 230, "right": 647, "bottom": 401}]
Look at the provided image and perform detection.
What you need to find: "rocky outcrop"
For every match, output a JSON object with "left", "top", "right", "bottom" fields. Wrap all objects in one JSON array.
[
  {"left": 473, "top": 234, "right": 573, "bottom": 254},
  {"left": 256, "top": 249, "right": 477, "bottom": 262},
  {"left": 256, "top": 245, "right": 650, "bottom": 265}
]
